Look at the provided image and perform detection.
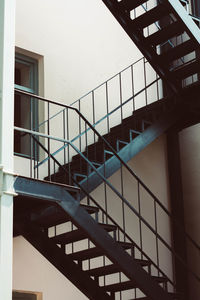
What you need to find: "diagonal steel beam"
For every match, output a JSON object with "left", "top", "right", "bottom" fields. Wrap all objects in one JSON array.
[
  {"left": 15, "top": 221, "right": 112, "bottom": 300},
  {"left": 14, "top": 177, "right": 173, "bottom": 300},
  {"left": 79, "top": 104, "right": 186, "bottom": 199}
]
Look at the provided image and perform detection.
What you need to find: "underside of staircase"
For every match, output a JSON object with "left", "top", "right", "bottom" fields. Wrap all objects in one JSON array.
[
  {"left": 14, "top": 177, "right": 182, "bottom": 300},
  {"left": 45, "top": 82, "right": 200, "bottom": 197},
  {"left": 14, "top": 82, "right": 200, "bottom": 300},
  {"left": 102, "top": 0, "right": 200, "bottom": 93},
  {"left": 13, "top": 0, "right": 200, "bottom": 299}
]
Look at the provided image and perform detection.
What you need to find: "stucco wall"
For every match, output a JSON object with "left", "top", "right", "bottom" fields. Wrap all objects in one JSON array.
[
  {"left": 13, "top": 237, "right": 88, "bottom": 300},
  {"left": 13, "top": 0, "right": 174, "bottom": 298},
  {"left": 179, "top": 124, "right": 200, "bottom": 298},
  {"left": 13, "top": 135, "right": 171, "bottom": 299},
  {"left": 15, "top": 0, "right": 141, "bottom": 103}
]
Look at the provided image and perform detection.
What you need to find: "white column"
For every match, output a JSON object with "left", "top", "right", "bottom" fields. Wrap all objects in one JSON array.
[{"left": 0, "top": 0, "right": 16, "bottom": 300}]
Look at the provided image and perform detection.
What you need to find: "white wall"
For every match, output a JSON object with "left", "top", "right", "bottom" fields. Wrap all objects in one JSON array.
[
  {"left": 13, "top": 135, "right": 172, "bottom": 299},
  {"left": 179, "top": 124, "right": 200, "bottom": 298},
  {"left": 15, "top": 0, "right": 142, "bottom": 104},
  {"left": 13, "top": 237, "right": 87, "bottom": 300},
  {"left": 14, "top": 0, "right": 144, "bottom": 177},
  {"left": 14, "top": 0, "right": 161, "bottom": 182},
  {"left": 13, "top": 0, "right": 173, "bottom": 298}
]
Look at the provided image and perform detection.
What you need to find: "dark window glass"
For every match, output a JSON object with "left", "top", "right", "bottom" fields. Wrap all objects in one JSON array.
[
  {"left": 14, "top": 53, "right": 38, "bottom": 158},
  {"left": 12, "top": 291, "right": 37, "bottom": 300},
  {"left": 191, "top": 0, "right": 200, "bottom": 17}
]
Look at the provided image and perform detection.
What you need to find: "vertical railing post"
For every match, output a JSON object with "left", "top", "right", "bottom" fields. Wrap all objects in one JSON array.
[{"left": 0, "top": 1, "right": 16, "bottom": 300}]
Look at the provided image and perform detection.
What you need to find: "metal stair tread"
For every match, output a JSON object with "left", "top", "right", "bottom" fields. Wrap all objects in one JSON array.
[
  {"left": 146, "top": 21, "right": 184, "bottom": 46},
  {"left": 171, "top": 58, "right": 200, "bottom": 79},
  {"left": 118, "top": 0, "right": 147, "bottom": 11},
  {"left": 129, "top": 128, "right": 142, "bottom": 135},
  {"left": 159, "top": 38, "right": 198, "bottom": 63},
  {"left": 85, "top": 258, "right": 151, "bottom": 277},
  {"left": 51, "top": 223, "right": 117, "bottom": 244},
  {"left": 103, "top": 276, "right": 167, "bottom": 292},
  {"left": 131, "top": 4, "right": 170, "bottom": 29},
  {"left": 32, "top": 204, "right": 99, "bottom": 228},
  {"left": 68, "top": 241, "right": 134, "bottom": 261},
  {"left": 129, "top": 292, "right": 182, "bottom": 300}
]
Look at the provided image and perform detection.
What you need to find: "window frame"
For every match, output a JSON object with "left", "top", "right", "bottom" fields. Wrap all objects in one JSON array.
[
  {"left": 191, "top": 0, "right": 200, "bottom": 17},
  {"left": 13, "top": 290, "right": 42, "bottom": 300},
  {"left": 14, "top": 53, "right": 39, "bottom": 159}
]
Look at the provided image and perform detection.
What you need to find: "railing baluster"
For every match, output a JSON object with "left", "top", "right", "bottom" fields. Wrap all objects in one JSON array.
[
  {"left": 106, "top": 81, "right": 110, "bottom": 133},
  {"left": 154, "top": 200, "right": 160, "bottom": 277},
  {"left": 30, "top": 131, "right": 33, "bottom": 178},
  {"left": 120, "top": 164, "right": 125, "bottom": 242},
  {"left": 156, "top": 73, "right": 160, "bottom": 101},
  {"left": 138, "top": 181, "right": 143, "bottom": 259},
  {"left": 131, "top": 64, "right": 135, "bottom": 112},
  {"left": 14, "top": 71, "right": 200, "bottom": 295},
  {"left": 63, "top": 109, "right": 66, "bottom": 166},
  {"left": 30, "top": 96, "right": 34, "bottom": 178},
  {"left": 66, "top": 107, "right": 70, "bottom": 185},
  {"left": 143, "top": 58, "right": 148, "bottom": 106},
  {"left": 85, "top": 122, "right": 90, "bottom": 206},
  {"left": 92, "top": 90, "right": 95, "bottom": 143}
]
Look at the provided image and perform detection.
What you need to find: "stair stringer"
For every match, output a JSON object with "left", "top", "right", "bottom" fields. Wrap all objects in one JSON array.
[
  {"left": 101, "top": 0, "right": 177, "bottom": 93},
  {"left": 14, "top": 221, "right": 113, "bottom": 300},
  {"left": 79, "top": 105, "right": 186, "bottom": 199},
  {"left": 102, "top": 0, "right": 200, "bottom": 93},
  {"left": 167, "top": 0, "right": 200, "bottom": 44},
  {"left": 14, "top": 176, "right": 173, "bottom": 300}
]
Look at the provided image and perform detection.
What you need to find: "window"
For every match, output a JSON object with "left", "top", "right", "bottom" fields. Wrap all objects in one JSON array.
[
  {"left": 191, "top": 0, "right": 200, "bottom": 17},
  {"left": 13, "top": 291, "right": 42, "bottom": 300},
  {"left": 14, "top": 53, "right": 38, "bottom": 158}
]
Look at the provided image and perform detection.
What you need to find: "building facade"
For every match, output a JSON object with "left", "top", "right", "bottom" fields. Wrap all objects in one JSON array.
[{"left": 1, "top": 0, "right": 200, "bottom": 299}]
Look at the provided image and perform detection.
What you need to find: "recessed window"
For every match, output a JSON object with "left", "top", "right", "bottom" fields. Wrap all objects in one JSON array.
[
  {"left": 14, "top": 53, "right": 38, "bottom": 158},
  {"left": 13, "top": 291, "right": 37, "bottom": 300},
  {"left": 191, "top": 0, "right": 200, "bottom": 17}
]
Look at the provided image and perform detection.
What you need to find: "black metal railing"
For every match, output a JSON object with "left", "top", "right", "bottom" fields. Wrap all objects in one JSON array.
[
  {"left": 14, "top": 88, "right": 200, "bottom": 298},
  {"left": 35, "top": 57, "right": 162, "bottom": 168},
  {"left": 116, "top": 0, "right": 200, "bottom": 89},
  {"left": 33, "top": 0, "right": 200, "bottom": 154}
]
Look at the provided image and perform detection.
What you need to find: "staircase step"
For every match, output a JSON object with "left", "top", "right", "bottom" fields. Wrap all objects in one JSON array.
[
  {"left": 45, "top": 171, "right": 72, "bottom": 185},
  {"left": 132, "top": 4, "right": 170, "bottom": 29},
  {"left": 104, "top": 280, "right": 135, "bottom": 292},
  {"left": 68, "top": 241, "right": 134, "bottom": 261},
  {"left": 129, "top": 293, "right": 181, "bottom": 300},
  {"left": 172, "top": 59, "right": 200, "bottom": 80},
  {"left": 119, "top": 0, "right": 147, "bottom": 11},
  {"left": 146, "top": 21, "right": 184, "bottom": 46},
  {"left": 85, "top": 259, "right": 150, "bottom": 277},
  {"left": 104, "top": 277, "right": 167, "bottom": 293},
  {"left": 116, "top": 139, "right": 129, "bottom": 151},
  {"left": 160, "top": 39, "right": 198, "bottom": 63},
  {"left": 51, "top": 223, "right": 117, "bottom": 244},
  {"left": 72, "top": 144, "right": 104, "bottom": 164},
  {"left": 32, "top": 204, "right": 99, "bottom": 228}
]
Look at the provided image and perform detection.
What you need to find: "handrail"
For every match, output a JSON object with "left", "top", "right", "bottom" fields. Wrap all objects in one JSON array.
[
  {"left": 36, "top": 56, "right": 145, "bottom": 130},
  {"left": 14, "top": 126, "right": 200, "bottom": 286},
  {"left": 28, "top": 130, "right": 176, "bottom": 288},
  {"left": 35, "top": 0, "right": 200, "bottom": 132},
  {"left": 33, "top": 77, "right": 160, "bottom": 168},
  {"left": 70, "top": 57, "right": 145, "bottom": 107},
  {"left": 14, "top": 88, "right": 200, "bottom": 255}
]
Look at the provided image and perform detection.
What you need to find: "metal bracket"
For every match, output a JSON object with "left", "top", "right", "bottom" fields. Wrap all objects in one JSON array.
[{"left": 0, "top": 165, "right": 18, "bottom": 197}]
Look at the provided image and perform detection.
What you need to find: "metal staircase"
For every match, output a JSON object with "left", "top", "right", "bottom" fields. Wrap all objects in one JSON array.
[
  {"left": 102, "top": 0, "right": 200, "bottom": 93},
  {"left": 14, "top": 81, "right": 200, "bottom": 299},
  {"left": 44, "top": 83, "right": 200, "bottom": 198},
  {"left": 14, "top": 177, "right": 181, "bottom": 300},
  {"left": 13, "top": 1, "right": 200, "bottom": 297},
  {"left": 45, "top": 95, "right": 180, "bottom": 192}
]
